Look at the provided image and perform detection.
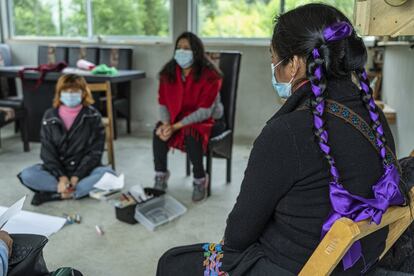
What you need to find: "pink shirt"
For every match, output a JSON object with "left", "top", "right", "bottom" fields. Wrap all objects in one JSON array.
[{"left": 58, "top": 104, "right": 83, "bottom": 130}]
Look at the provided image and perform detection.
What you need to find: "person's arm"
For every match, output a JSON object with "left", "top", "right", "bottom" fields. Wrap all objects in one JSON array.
[
  {"left": 0, "top": 231, "right": 12, "bottom": 276},
  {"left": 72, "top": 114, "right": 105, "bottom": 179},
  {"left": 223, "top": 120, "right": 301, "bottom": 251},
  {"left": 211, "top": 94, "right": 224, "bottom": 120},
  {"left": 159, "top": 105, "right": 171, "bottom": 124},
  {"left": 0, "top": 240, "right": 9, "bottom": 276},
  {"left": 180, "top": 94, "right": 223, "bottom": 126},
  {"left": 40, "top": 117, "right": 65, "bottom": 178}
]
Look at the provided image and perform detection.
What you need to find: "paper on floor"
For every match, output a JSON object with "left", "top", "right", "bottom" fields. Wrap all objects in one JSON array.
[
  {"left": 0, "top": 196, "right": 26, "bottom": 229},
  {"left": 94, "top": 173, "right": 125, "bottom": 191},
  {"left": 0, "top": 207, "right": 66, "bottom": 237}
]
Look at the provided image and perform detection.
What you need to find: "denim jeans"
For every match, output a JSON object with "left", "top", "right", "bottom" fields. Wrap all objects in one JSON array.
[{"left": 19, "top": 164, "right": 116, "bottom": 199}]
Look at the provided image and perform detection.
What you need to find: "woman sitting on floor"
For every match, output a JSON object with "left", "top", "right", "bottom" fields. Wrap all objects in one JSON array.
[
  {"left": 153, "top": 32, "right": 225, "bottom": 202},
  {"left": 19, "top": 74, "right": 115, "bottom": 206},
  {"left": 156, "top": 4, "right": 409, "bottom": 275}
]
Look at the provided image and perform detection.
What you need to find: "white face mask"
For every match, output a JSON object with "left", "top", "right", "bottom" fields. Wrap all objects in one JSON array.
[
  {"left": 174, "top": 49, "right": 193, "bottom": 69},
  {"left": 271, "top": 59, "right": 294, "bottom": 99},
  {"left": 60, "top": 90, "right": 82, "bottom": 107}
]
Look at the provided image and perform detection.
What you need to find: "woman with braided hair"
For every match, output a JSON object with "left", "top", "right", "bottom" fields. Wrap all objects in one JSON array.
[{"left": 156, "top": 4, "right": 408, "bottom": 275}]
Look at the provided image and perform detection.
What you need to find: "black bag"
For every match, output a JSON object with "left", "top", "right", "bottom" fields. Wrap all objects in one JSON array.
[
  {"left": 8, "top": 234, "right": 49, "bottom": 276},
  {"left": 50, "top": 267, "right": 83, "bottom": 276}
]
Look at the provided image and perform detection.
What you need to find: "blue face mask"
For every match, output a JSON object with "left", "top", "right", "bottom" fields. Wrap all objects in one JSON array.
[
  {"left": 60, "top": 91, "right": 82, "bottom": 107},
  {"left": 271, "top": 60, "right": 294, "bottom": 99},
  {"left": 174, "top": 49, "right": 193, "bottom": 69}
]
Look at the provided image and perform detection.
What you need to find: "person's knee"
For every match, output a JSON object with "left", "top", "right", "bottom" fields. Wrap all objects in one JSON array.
[
  {"left": 19, "top": 164, "right": 42, "bottom": 185},
  {"left": 90, "top": 166, "right": 115, "bottom": 176}
]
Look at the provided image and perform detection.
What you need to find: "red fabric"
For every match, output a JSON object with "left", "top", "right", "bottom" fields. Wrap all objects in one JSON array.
[
  {"left": 158, "top": 65, "right": 222, "bottom": 152},
  {"left": 18, "top": 61, "right": 68, "bottom": 89}
]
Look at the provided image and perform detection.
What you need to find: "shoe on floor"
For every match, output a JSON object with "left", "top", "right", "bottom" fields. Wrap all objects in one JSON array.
[
  {"left": 31, "top": 192, "right": 61, "bottom": 206},
  {"left": 192, "top": 174, "right": 209, "bottom": 202},
  {"left": 154, "top": 171, "right": 170, "bottom": 191}
]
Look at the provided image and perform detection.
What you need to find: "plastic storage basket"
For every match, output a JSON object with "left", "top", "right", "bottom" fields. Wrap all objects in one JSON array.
[{"left": 134, "top": 194, "right": 187, "bottom": 231}]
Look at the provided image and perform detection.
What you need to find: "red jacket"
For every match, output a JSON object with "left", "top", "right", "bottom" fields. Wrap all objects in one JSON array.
[{"left": 158, "top": 65, "right": 222, "bottom": 152}]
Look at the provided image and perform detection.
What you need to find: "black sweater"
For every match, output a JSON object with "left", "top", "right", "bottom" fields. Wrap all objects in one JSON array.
[{"left": 224, "top": 77, "right": 396, "bottom": 275}]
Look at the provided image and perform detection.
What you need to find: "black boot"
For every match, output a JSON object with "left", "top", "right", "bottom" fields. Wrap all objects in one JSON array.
[{"left": 31, "top": 192, "right": 61, "bottom": 206}]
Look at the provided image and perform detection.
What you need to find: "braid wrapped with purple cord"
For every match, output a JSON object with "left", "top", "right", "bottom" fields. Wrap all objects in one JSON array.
[{"left": 308, "top": 21, "right": 405, "bottom": 270}]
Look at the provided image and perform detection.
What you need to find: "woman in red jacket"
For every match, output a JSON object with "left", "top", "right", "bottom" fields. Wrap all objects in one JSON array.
[{"left": 153, "top": 32, "right": 224, "bottom": 202}]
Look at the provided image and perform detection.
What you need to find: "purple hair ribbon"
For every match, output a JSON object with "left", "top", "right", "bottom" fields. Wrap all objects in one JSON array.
[
  {"left": 311, "top": 21, "right": 404, "bottom": 270},
  {"left": 323, "top": 21, "right": 352, "bottom": 42},
  {"left": 322, "top": 164, "right": 404, "bottom": 269}
]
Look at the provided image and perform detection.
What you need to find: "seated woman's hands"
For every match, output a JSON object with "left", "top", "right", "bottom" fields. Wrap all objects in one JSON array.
[
  {"left": 70, "top": 176, "right": 79, "bottom": 188},
  {"left": 156, "top": 123, "right": 168, "bottom": 141},
  {"left": 0, "top": 231, "right": 13, "bottom": 257},
  {"left": 57, "top": 176, "right": 71, "bottom": 193},
  {"left": 161, "top": 124, "right": 173, "bottom": 141},
  {"left": 157, "top": 122, "right": 184, "bottom": 142}
]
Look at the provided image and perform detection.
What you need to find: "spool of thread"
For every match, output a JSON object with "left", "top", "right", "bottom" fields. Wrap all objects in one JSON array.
[
  {"left": 76, "top": 59, "right": 96, "bottom": 70},
  {"left": 95, "top": 225, "right": 104, "bottom": 236},
  {"left": 75, "top": 214, "right": 81, "bottom": 224}
]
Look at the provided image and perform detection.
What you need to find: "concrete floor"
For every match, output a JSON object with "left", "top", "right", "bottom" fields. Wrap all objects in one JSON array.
[{"left": 0, "top": 125, "right": 253, "bottom": 276}]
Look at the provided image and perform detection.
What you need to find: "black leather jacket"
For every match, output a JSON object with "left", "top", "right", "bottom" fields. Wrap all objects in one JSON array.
[{"left": 40, "top": 105, "right": 105, "bottom": 179}]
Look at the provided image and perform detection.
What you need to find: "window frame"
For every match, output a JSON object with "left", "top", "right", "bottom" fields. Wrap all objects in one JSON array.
[{"left": 6, "top": 0, "right": 174, "bottom": 44}]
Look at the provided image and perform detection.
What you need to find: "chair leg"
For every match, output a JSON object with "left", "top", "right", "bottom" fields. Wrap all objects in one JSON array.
[
  {"left": 113, "top": 109, "right": 118, "bottom": 140},
  {"left": 14, "top": 120, "right": 20, "bottom": 133},
  {"left": 186, "top": 154, "right": 191, "bottom": 176},
  {"left": 126, "top": 116, "right": 131, "bottom": 134},
  {"left": 126, "top": 100, "right": 131, "bottom": 134},
  {"left": 206, "top": 151, "right": 212, "bottom": 197},
  {"left": 20, "top": 116, "right": 30, "bottom": 152},
  {"left": 108, "top": 136, "right": 115, "bottom": 170},
  {"left": 105, "top": 123, "right": 115, "bottom": 170},
  {"left": 226, "top": 157, "right": 232, "bottom": 183}
]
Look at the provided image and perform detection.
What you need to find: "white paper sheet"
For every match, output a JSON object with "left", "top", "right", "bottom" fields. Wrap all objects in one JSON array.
[
  {"left": 0, "top": 196, "right": 26, "bottom": 229},
  {"left": 0, "top": 207, "right": 66, "bottom": 237},
  {"left": 94, "top": 172, "right": 124, "bottom": 191},
  {"left": 129, "top": 184, "right": 148, "bottom": 201}
]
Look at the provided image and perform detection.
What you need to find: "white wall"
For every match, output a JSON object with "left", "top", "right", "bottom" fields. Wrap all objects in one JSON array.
[{"left": 381, "top": 45, "right": 414, "bottom": 157}]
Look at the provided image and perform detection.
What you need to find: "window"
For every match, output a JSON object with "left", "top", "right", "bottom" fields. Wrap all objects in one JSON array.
[
  {"left": 196, "top": 0, "right": 281, "bottom": 39},
  {"left": 284, "top": 0, "right": 354, "bottom": 20},
  {"left": 10, "top": 0, "right": 87, "bottom": 37},
  {"left": 8, "top": 0, "right": 171, "bottom": 39},
  {"left": 92, "top": 0, "right": 170, "bottom": 37},
  {"left": 195, "top": 0, "right": 354, "bottom": 39}
]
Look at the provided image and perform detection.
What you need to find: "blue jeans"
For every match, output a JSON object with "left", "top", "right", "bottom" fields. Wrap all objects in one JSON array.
[{"left": 19, "top": 164, "right": 116, "bottom": 199}]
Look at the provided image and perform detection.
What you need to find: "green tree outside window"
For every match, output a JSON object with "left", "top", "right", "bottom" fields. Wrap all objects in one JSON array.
[
  {"left": 11, "top": 0, "right": 170, "bottom": 37},
  {"left": 198, "top": 0, "right": 354, "bottom": 38}
]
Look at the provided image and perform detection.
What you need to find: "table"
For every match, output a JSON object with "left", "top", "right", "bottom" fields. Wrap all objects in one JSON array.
[{"left": 0, "top": 66, "right": 146, "bottom": 142}]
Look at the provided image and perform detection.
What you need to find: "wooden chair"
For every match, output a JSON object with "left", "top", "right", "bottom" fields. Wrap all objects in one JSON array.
[
  {"left": 87, "top": 82, "right": 115, "bottom": 170},
  {"left": 300, "top": 187, "right": 414, "bottom": 276}
]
